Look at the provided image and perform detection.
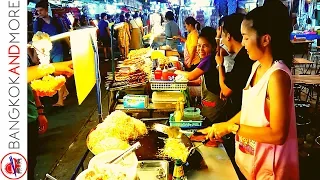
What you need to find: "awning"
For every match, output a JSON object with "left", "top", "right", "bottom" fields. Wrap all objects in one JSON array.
[{"left": 120, "top": 6, "right": 130, "bottom": 12}]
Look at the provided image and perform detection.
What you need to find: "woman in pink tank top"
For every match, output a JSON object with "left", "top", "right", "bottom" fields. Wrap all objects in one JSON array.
[{"left": 199, "top": 5, "right": 299, "bottom": 180}]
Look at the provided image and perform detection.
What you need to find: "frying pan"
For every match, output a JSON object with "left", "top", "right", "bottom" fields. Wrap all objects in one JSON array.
[
  {"left": 130, "top": 121, "right": 205, "bottom": 172},
  {"left": 87, "top": 120, "right": 205, "bottom": 172}
]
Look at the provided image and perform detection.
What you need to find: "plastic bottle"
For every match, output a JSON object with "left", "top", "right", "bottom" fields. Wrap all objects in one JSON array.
[
  {"left": 179, "top": 98, "right": 184, "bottom": 118},
  {"left": 154, "top": 66, "right": 162, "bottom": 80},
  {"left": 173, "top": 159, "right": 186, "bottom": 180},
  {"left": 174, "top": 102, "right": 182, "bottom": 122},
  {"left": 162, "top": 66, "right": 169, "bottom": 81}
]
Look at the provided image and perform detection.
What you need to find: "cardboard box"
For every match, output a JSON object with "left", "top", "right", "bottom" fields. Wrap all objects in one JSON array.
[{"left": 123, "top": 95, "right": 149, "bottom": 109}]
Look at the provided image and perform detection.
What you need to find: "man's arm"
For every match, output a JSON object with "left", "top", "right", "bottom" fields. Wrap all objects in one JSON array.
[
  {"left": 218, "top": 64, "right": 233, "bottom": 97},
  {"left": 216, "top": 49, "right": 233, "bottom": 97}
]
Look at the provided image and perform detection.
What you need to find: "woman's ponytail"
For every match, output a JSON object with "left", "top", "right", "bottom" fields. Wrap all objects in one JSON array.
[{"left": 195, "top": 21, "right": 201, "bottom": 31}]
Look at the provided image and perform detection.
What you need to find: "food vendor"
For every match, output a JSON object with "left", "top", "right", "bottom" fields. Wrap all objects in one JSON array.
[
  {"left": 199, "top": 4, "right": 299, "bottom": 180},
  {"left": 173, "top": 17, "right": 201, "bottom": 71},
  {"left": 175, "top": 27, "right": 227, "bottom": 124},
  {"left": 216, "top": 13, "right": 254, "bottom": 121},
  {"left": 215, "top": 13, "right": 254, "bottom": 180}
]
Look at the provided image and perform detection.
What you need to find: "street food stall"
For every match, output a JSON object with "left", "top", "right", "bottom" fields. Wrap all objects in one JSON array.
[{"left": 70, "top": 42, "right": 239, "bottom": 179}]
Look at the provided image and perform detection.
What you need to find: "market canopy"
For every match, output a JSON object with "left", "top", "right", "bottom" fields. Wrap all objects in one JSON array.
[{"left": 120, "top": 6, "right": 130, "bottom": 12}]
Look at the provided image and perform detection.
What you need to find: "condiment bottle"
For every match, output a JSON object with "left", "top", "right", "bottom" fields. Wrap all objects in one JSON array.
[
  {"left": 162, "top": 66, "right": 169, "bottom": 81},
  {"left": 174, "top": 102, "right": 182, "bottom": 122},
  {"left": 168, "top": 68, "right": 175, "bottom": 81},
  {"left": 154, "top": 66, "right": 162, "bottom": 80},
  {"left": 173, "top": 159, "right": 186, "bottom": 180},
  {"left": 179, "top": 98, "right": 184, "bottom": 118}
]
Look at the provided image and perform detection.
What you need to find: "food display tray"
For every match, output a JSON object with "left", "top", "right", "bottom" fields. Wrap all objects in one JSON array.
[{"left": 136, "top": 160, "right": 169, "bottom": 180}]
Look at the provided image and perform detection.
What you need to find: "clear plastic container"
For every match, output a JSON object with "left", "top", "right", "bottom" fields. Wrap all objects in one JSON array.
[
  {"left": 183, "top": 107, "right": 201, "bottom": 120},
  {"left": 152, "top": 91, "right": 185, "bottom": 102}
]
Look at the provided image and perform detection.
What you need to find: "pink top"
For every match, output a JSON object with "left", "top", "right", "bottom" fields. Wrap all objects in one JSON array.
[
  {"left": 184, "top": 43, "right": 191, "bottom": 66},
  {"left": 235, "top": 61, "right": 299, "bottom": 180}
]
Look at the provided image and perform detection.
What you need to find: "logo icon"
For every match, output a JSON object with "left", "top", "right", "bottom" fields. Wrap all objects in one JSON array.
[{"left": 1, "top": 152, "right": 27, "bottom": 179}]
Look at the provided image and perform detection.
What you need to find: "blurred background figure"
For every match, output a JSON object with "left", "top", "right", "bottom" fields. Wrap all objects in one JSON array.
[
  {"left": 165, "top": 11, "right": 180, "bottom": 49},
  {"left": 118, "top": 14, "right": 131, "bottom": 60}
]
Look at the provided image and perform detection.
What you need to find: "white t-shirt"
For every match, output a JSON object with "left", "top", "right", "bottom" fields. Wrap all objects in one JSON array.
[
  {"left": 221, "top": 44, "right": 236, "bottom": 73},
  {"left": 130, "top": 17, "right": 143, "bottom": 29}
]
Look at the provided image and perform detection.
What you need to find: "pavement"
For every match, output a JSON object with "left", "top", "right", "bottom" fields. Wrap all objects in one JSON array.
[{"left": 34, "top": 56, "right": 113, "bottom": 180}]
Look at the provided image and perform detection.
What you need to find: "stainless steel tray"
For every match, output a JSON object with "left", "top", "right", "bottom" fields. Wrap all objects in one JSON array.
[{"left": 136, "top": 160, "right": 169, "bottom": 180}]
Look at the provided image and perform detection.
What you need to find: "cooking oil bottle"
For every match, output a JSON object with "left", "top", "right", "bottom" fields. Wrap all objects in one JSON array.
[
  {"left": 179, "top": 97, "right": 184, "bottom": 118},
  {"left": 173, "top": 159, "right": 186, "bottom": 180},
  {"left": 174, "top": 102, "right": 182, "bottom": 122}
]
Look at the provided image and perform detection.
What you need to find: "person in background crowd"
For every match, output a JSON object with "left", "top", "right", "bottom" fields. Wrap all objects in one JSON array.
[
  {"left": 98, "top": 12, "right": 112, "bottom": 61},
  {"left": 129, "top": 12, "right": 144, "bottom": 49},
  {"left": 142, "top": 12, "right": 148, "bottom": 27},
  {"left": 72, "top": 18, "right": 81, "bottom": 30},
  {"left": 164, "top": 11, "right": 180, "bottom": 49},
  {"left": 27, "top": 32, "right": 48, "bottom": 137},
  {"left": 89, "top": 18, "right": 96, "bottom": 27},
  {"left": 125, "top": 12, "right": 132, "bottom": 22},
  {"left": 118, "top": 14, "right": 131, "bottom": 60},
  {"left": 174, "top": 17, "right": 201, "bottom": 71},
  {"left": 107, "top": 14, "right": 114, "bottom": 29},
  {"left": 28, "top": 61, "right": 73, "bottom": 180},
  {"left": 175, "top": 27, "right": 227, "bottom": 124},
  {"left": 115, "top": 13, "right": 121, "bottom": 24},
  {"left": 95, "top": 14, "right": 100, "bottom": 22},
  {"left": 33, "top": 0, "right": 70, "bottom": 107},
  {"left": 28, "top": 11, "right": 34, "bottom": 32},
  {"left": 79, "top": 15, "right": 88, "bottom": 26},
  {"left": 200, "top": 4, "right": 299, "bottom": 180},
  {"left": 215, "top": 13, "right": 254, "bottom": 180}
]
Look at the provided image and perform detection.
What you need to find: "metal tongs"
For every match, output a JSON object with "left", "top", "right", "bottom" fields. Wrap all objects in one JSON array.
[
  {"left": 107, "top": 142, "right": 141, "bottom": 164},
  {"left": 188, "top": 138, "right": 210, "bottom": 156}
]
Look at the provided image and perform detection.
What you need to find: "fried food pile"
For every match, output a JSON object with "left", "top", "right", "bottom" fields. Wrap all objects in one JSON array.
[
  {"left": 87, "top": 111, "right": 148, "bottom": 155},
  {"left": 159, "top": 138, "right": 189, "bottom": 163}
]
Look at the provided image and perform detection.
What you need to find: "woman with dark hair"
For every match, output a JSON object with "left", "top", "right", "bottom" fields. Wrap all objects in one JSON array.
[
  {"left": 174, "top": 17, "right": 201, "bottom": 71},
  {"left": 200, "top": 5, "right": 299, "bottom": 180},
  {"left": 164, "top": 11, "right": 179, "bottom": 49},
  {"left": 175, "top": 27, "right": 227, "bottom": 124},
  {"left": 118, "top": 14, "right": 131, "bottom": 59}
]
